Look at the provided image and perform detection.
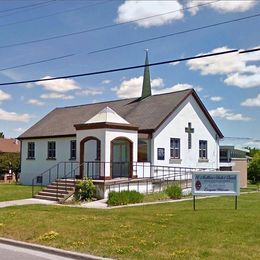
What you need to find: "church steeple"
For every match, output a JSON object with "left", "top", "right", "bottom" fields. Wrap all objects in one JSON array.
[{"left": 141, "top": 49, "right": 152, "bottom": 99}]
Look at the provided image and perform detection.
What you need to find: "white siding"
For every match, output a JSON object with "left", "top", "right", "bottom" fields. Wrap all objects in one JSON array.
[
  {"left": 20, "top": 137, "right": 77, "bottom": 185},
  {"left": 76, "top": 128, "right": 138, "bottom": 178},
  {"left": 152, "top": 95, "right": 220, "bottom": 169}
]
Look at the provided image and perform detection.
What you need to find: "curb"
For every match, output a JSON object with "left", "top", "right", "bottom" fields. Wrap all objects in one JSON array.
[
  {"left": 80, "top": 190, "right": 259, "bottom": 210},
  {"left": 0, "top": 237, "right": 112, "bottom": 260}
]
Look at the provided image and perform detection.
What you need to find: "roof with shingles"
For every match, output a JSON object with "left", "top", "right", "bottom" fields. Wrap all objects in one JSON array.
[
  {"left": 18, "top": 89, "right": 223, "bottom": 139},
  {"left": 0, "top": 139, "right": 20, "bottom": 153}
]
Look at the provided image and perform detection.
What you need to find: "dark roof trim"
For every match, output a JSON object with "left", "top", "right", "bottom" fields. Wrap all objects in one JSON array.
[
  {"left": 18, "top": 134, "right": 76, "bottom": 140},
  {"left": 154, "top": 89, "right": 224, "bottom": 138},
  {"left": 74, "top": 122, "right": 139, "bottom": 131},
  {"left": 192, "top": 90, "right": 224, "bottom": 138}
]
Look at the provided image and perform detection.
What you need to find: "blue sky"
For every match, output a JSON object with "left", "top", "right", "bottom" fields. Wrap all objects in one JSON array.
[{"left": 0, "top": 0, "right": 259, "bottom": 147}]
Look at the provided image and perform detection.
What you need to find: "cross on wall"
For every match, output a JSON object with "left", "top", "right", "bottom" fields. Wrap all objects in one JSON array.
[{"left": 185, "top": 122, "right": 194, "bottom": 149}]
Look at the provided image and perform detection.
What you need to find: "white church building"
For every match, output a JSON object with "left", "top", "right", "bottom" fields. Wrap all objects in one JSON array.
[{"left": 19, "top": 53, "right": 223, "bottom": 199}]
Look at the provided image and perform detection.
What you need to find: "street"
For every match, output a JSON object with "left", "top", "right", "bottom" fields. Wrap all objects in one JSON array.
[{"left": 0, "top": 243, "right": 77, "bottom": 260}]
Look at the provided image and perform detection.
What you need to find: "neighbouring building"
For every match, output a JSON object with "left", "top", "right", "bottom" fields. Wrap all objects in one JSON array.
[
  {"left": 18, "top": 52, "right": 224, "bottom": 198},
  {"left": 220, "top": 145, "right": 249, "bottom": 188},
  {"left": 0, "top": 138, "right": 20, "bottom": 182}
]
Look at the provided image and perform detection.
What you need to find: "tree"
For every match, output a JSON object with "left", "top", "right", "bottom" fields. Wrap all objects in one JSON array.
[
  {"left": 0, "top": 132, "right": 4, "bottom": 138},
  {"left": 248, "top": 151, "right": 260, "bottom": 185},
  {"left": 246, "top": 147, "right": 260, "bottom": 158},
  {"left": 0, "top": 152, "right": 20, "bottom": 182}
]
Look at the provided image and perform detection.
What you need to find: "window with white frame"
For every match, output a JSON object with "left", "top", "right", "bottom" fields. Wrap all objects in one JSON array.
[
  {"left": 199, "top": 140, "right": 207, "bottom": 159},
  {"left": 47, "top": 141, "right": 56, "bottom": 159},
  {"left": 170, "top": 138, "right": 180, "bottom": 159},
  {"left": 27, "top": 142, "right": 35, "bottom": 159},
  {"left": 70, "top": 140, "right": 76, "bottom": 160}
]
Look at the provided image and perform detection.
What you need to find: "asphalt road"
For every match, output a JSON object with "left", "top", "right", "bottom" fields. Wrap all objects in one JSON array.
[{"left": 0, "top": 243, "right": 77, "bottom": 260}]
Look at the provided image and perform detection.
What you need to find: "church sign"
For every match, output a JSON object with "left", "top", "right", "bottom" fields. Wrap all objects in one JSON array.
[
  {"left": 192, "top": 171, "right": 240, "bottom": 210},
  {"left": 192, "top": 171, "right": 240, "bottom": 196}
]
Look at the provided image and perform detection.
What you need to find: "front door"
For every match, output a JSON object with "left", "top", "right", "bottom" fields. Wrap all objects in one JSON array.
[
  {"left": 80, "top": 138, "right": 100, "bottom": 179},
  {"left": 112, "top": 139, "right": 131, "bottom": 178}
]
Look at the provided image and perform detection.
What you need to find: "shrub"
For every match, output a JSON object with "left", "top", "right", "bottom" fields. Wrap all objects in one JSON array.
[
  {"left": 248, "top": 152, "right": 260, "bottom": 184},
  {"left": 74, "top": 178, "right": 96, "bottom": 201},
  {"left": 107, "top": 190, "right": 144, "bottom": 206},
  {"left": 165, "top": 184, "right": 182, "bottom": 199}
]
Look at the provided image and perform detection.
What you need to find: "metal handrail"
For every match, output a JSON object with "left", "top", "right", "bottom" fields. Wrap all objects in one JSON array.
[
  {"left": 31, "top": 161, "right": 79, "bottom": 197},
  {"left": 31, "top": 160, "right": 217, "bottom": 197}
]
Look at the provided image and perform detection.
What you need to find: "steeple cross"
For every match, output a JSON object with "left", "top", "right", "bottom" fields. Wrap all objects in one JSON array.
[{"left": 185, "top": 122, "right": 194, "bottom": 149}]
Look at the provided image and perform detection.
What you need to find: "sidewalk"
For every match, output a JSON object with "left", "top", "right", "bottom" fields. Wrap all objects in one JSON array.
[
  {"left": 0, "top": 237, "right": 110, "bottom": 260},
  {"left": 0, "top": 198, "right": 56, "bottom": 208}
]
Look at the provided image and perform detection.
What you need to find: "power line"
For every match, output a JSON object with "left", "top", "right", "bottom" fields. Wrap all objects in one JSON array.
[
  {"left": 0, "top": 0, "right": 56, "bottom": 18},
  {"left": 0, "top": 54, "right": 75, "bottom": 72},
  {"left": 0, "top": 0, "right": 54, "bottom": 14},
  {"left": 0, "top": 12, "right": 258, "bottom": 72},
  {"left": 88, "top": 13, "right": 260, "bottom": 54},
  {"left": 0, "top": 0, "right": 221, "bottom": 48},
  {"left": 0, "top": 47, "right": 259, "bottom": 86},
  {"left": 0, "top": 0, "right": 112, "bottom": 28}
]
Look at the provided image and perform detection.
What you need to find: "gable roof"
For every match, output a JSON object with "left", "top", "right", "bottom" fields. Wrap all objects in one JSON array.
[
  {"left": 85, "top": 107, "right": 130, "bottom": 125},
  {"left": 0, "top": 139, "right": 20, "bottom": 153},
  {"left": 18, "top": 89, "right": 223, "bottom": 139}
]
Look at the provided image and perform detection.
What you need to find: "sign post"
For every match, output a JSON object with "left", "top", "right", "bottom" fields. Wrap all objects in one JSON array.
[{"left": 192, "top": 171, "right": 240, "bottom": 210}]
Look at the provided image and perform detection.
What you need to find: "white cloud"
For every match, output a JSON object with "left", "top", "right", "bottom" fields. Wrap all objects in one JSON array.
[
  {"left": 36, "top": 76, "right": 80, "bottom": 93},
  {"left": 241, "top": 94, "right": 260, "bottom": 107},
  {"left": 186, "top": 0, "right": 257, "bottom": 15},
  {"left": 14, "top": 127, "right": 26, "bottom": 133},
  {"left": 210, "top": 96, "right": 223, "bottom": 102},
  {"left": 112, "top": 76, "right": 164, "bottom": 98},
  {"left": 0, "top": 90, "right": 11, "bottom": 101},
  {"left": 102, "top": 79, "right": 111, "bottom": 84},
  {"left": 27, "top": 99, "right": 45, "bottom": 106},
  {"left": 224, "top": 73, "right": 260, "bottom": 88},
  {"left": 153, "top": 83, "right": 202, "bottom": 95},
  {"left": 170, "top": 61, "right": 180, "bottom": 66},
  {"left": 187, "top": 46, "right": 260, "bottom": 88},
  {"left": 116, "top": 0, "right": 183, "bottom": 28},
  {"left": 75, "top": 88, "right": 103, "bottom": 96},
  {"left": 112, "top": 76, "right": 202, "bottom": 98},
  {"left": 0, "top": 108, "right": 32, "bottom": 122},
  {"left": 209, "top": 107, "right": 251, "bottom": 121},
  {"left": 40, "top": 93, "right": 74, "bottom": 100}
]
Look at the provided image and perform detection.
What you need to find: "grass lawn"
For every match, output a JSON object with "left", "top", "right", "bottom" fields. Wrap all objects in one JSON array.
[
  {"left": 0, "top": 183, "right": 41, "bottom": 202},
  {"left": 0, "top": 193, "right": 259, "bottom": 259}
]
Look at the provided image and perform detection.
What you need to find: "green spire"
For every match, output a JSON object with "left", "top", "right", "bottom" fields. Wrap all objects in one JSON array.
[{"left": 141, "top": 49, "right": 151, "bottom": 99}]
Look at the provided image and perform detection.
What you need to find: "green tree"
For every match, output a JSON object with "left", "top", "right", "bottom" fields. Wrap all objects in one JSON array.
[
  {"left": 0, "top": 132, "right": 4, "bottom": 138},
  {"left": 0, "top": 152, "right": 20, "bottom": 182},
  {"left": 248, "top": 151, "right": 260, "bottom": 184}
]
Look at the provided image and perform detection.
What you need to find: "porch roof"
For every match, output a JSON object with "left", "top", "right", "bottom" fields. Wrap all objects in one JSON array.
[{"left": 18, "top": 89, "right": 223, "bottom": 139}]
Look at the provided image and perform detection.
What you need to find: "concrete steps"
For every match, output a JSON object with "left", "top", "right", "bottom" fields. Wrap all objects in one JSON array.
[{"left": 34, "top": 179, "right": 76, "bottom": 202}]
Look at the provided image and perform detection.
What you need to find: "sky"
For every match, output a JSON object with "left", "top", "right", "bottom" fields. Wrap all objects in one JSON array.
[{"left": 0, "top": 0, "right": 259, "bottom": 148}]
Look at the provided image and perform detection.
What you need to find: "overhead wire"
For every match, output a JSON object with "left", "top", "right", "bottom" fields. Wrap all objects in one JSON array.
[
  {"left": 0, "top": 12, "right": 259, "bottom": 72},
  {"left": 0, "top": 0, "right": 56, "bottom": 18},
  {"left": 0, "top": 0, "right": 221, "bottom": 47},
  {"left": 0, "top": 47, "right": 259, "bottom": 86},
  {"left": 0, "top": 0, "right": 112, "bottom": 28},
  {"left": 88, "top": 13, "right": 260, "bottom": 54},
  {"left": 0, "top": 0, "right": 54, "bottom": 14}
]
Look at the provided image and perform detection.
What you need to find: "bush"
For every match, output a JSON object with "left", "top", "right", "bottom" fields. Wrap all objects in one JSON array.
[
  {"left": 165, "top": 184, "right": 182, "bottom": 199},
  {"left": 74, "top": 178, "right": 96, "bottom": 201},
  {"left": 107, "top": 190, "right": 144, "bottom": 206},
  {"left": 248, "top": 152, "right": 260, "bottom": 184}
]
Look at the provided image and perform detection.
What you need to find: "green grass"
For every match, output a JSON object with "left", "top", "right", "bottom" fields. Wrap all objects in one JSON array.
[
  {"left": 241, "top": 183, "right": 259, "bottom": 192},
  {"left": 0, "top": 183, "right": 41, "bottom": 202},
  {"left": 0, "top": 193, "right": 259, "bottom": 259},
  {"left": 143, "top": 191, "right": 169, "bottom": 202}
]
